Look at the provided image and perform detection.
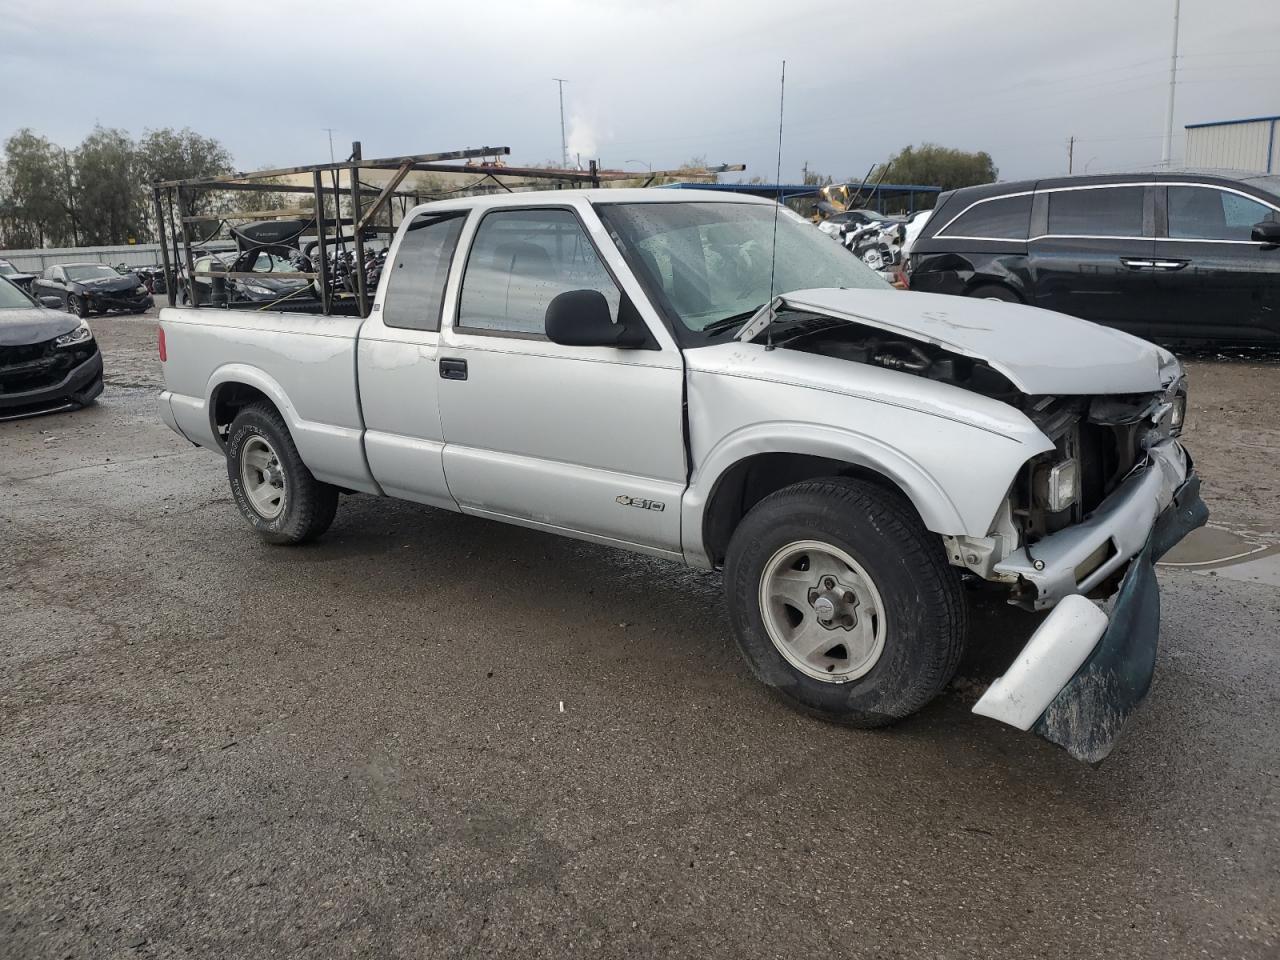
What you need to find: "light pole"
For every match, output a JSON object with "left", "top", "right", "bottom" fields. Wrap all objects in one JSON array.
[
  {"left": 322, "top": 128, "right": 336, "bottom": 163},
  {"left": 1161, "top": 0, "right": 1181, "bottom": 166},
  {"left": 624, "top": 159, "right": 652, "bottom": 172}
]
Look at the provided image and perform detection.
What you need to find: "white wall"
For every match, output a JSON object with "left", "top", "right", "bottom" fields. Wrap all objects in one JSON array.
[
  {"left": 1184, "top": 118, "right": 1278, "bottom": 174},
  {"left": 0, "top": 242, "right": 235, "bottom": 274}
]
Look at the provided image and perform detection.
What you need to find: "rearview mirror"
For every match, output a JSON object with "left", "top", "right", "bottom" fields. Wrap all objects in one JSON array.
[
  {"left": 545, "top": 289, "right": 648, "bottom": 348},
  {"left": 39, "top": 296, "right": 62, "bottom": 309},
  {"left": 1251, "top": 220, "right": 1280, "bottom": 245}
]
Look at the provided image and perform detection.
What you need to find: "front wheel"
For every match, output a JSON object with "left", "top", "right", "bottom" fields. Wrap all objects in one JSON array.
[
  {"left": 68, "top": 294, "right": 88, "bottom": 318},
  {"left": 724, "top": 477, "right": 967, "bottom": 727},
  {"left": 225, "top": 402, "right": 338, "bottom": 544}
]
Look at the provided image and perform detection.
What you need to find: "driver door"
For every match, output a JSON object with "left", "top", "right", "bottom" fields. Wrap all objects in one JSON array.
[{"left": 436, "top": 204, "right": 686, "bottom": 557}]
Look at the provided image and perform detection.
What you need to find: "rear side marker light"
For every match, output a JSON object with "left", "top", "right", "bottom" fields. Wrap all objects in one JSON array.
[{"left": 158, "top": 326, "right": 167, "bottom": 362}]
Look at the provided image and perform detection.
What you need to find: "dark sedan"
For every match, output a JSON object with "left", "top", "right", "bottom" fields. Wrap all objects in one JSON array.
[
  {"left": 31, "top": 262, "right": 154, "bottom": 318},
  {"left": 0, "top": 258, "right": 36, "bottom": 293},
  {"left": 0, "top": 277, "right": 103, "bottom": 420}
]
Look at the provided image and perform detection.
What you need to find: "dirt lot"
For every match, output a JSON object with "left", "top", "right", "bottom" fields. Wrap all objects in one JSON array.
[{"left": 2, "top": 313, "right": 1278, "bottom": 959}]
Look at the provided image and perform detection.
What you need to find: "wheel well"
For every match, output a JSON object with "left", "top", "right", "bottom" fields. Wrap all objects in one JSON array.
[
  {"left": 701, "top": 453, "right": 917, "bottom": 568},
  {"left": 964, "top": 279, "right": 1024, "bottom": 302},
  {"left": 210, "top": 383, "right": 277, "bottom": 446}
]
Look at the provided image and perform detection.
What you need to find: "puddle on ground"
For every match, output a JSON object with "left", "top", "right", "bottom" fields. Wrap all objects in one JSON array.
[{"left": 1159, "top": 525, "right": 1280, "bottom": 587}]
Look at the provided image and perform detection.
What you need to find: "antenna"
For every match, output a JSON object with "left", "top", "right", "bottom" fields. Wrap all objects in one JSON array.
[
  {"left": 553, "top": 78, "right": 569, "bottom": 169},
  {"left": 765, "top": 60, "right": 786, "bottom": 350}
]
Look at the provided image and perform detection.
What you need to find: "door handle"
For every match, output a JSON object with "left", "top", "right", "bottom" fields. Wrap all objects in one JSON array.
[
  {"left": 1121, "top": 259, "right": 1155, "bottom": 270},
  {"left": 439, "top": 357, "right": 468, "bottom": 381},
  {"left": 1152, "top": 260, "right": 1189, "bottom": 271}
]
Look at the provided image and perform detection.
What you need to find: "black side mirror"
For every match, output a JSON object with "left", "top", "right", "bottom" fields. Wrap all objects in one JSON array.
[
  {"left": 39, "top": 296, "right": 62, "bottom": 309},
  {"left": 545, "top": 289, "right": 648, "bottom": 348},
  {"left": 1251, "top": 221, "right": 1280, "bottom": 246}
]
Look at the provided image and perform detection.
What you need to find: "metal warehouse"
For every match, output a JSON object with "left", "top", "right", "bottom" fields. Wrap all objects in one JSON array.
[{"left": 1184, "top": 114, "right": 1280, "bottom": 174}]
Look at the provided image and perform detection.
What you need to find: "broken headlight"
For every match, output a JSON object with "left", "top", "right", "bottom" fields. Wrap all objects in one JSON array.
[
  {"left": 1034, "top": 457, "right": 1080, "bottom": 513},
  {"left": 135, "top": 284, "right": 148, "bottom": 295},
  {"left": 1169, "top": 393, "right": 1186, "bottom": 434},
  {"left": 54, "top": 320, "right": 92, "bottom": 348}
]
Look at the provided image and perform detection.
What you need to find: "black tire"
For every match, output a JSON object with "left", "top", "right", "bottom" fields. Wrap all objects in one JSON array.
[
  {"left": 724, "top": 477, "right": 967, "bottom": 727},
  {"left": 967, "top": 283, "right": 1022, "bottom": 303},
  {"left": 225, "top": 402, "right": 338, "bottom": 544},
  {"left": 68, "top": 294, "right": 88, "bottom": 318}
]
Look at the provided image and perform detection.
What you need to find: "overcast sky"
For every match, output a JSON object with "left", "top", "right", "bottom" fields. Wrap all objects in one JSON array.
[{"left": 2, "top": 0, "right": 1277, "bottom": 184}]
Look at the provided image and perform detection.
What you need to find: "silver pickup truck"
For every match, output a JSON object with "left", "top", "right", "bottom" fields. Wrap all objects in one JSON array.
[{"left": 158, "top": 189, "right": 1207, "bottom": 762}]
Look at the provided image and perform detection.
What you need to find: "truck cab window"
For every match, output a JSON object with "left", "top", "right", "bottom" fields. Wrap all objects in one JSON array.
[
  {"left": 457, "top": 208, "right": 620, "bottom": 335},
  {"left": 382, "top": 212, "right": 467, "bottom": 331}
]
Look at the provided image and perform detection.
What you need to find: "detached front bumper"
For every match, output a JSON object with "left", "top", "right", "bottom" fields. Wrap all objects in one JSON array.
[{"left": 973, "top": 441, "right": 1208, "bottom": 763}]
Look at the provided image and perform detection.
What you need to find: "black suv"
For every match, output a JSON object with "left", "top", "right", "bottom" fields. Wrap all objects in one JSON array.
[{"left": 907, "top": 170, "right": 1280, "bottom": 345}]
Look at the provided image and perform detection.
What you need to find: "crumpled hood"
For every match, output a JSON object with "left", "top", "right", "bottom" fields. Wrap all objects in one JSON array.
[
  {"left": 746, "top": 288, "right": 1166, "bottom": 395},
  {"left": 75, "top": 274, "right": 138, "bottom": 293},
  {"left": 0, "top": 307, "right": 81, "bottom": 347}
]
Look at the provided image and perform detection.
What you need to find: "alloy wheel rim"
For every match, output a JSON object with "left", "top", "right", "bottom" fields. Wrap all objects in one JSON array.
[
  {"left": 239, "top": 435, "right": 286, "bottom": 520},
  {"left": 758, "top": 540, "right": 887, "bottom": 683}
]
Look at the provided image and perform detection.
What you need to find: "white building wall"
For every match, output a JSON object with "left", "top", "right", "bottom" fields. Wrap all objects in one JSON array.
[{"left": 1184, "top": 118, "right": 1278, "bottom": 174}]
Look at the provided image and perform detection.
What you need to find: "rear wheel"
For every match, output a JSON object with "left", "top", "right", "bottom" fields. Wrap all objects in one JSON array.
[
  {"left": 225, "top": 402, "right": 338, "bottom": 544},
  {"left": 967, "top": 283, "right": 1022, "bottom": 303},
  {"left": 724, "top": 477, "right": 967, "bottom": 726}
]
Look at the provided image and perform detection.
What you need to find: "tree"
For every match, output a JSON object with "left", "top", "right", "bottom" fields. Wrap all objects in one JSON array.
[
  {"left": 135, "top": 127, "right": 234, "bottom": 236},
  {"left": 873, "top": 143, "right": 997, "bottom": 191},
  {"left": 74, "top": 126, "right": 143, "bottom": 245},
  {"left": 0, "top": 129, "right": 70, "bottom": 247}
]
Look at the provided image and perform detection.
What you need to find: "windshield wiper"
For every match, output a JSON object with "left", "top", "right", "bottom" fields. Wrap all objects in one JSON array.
[{"left": 702, "top": 306, "right": 766, "bottom": 338}]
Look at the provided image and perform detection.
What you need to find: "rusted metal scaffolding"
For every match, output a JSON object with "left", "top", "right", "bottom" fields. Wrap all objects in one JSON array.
[{"left": 152, "top": 142, "right": 744, "bottom": 318}]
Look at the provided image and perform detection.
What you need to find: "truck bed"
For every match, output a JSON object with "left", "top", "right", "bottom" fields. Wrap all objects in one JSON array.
[{"left": 158, "top": 306, "right": 380, "bottom": 494}]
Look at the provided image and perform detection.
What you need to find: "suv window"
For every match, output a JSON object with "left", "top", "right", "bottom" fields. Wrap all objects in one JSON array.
[
  {"left": 1167, "top": 186, "right": 1278, "bottom": 241},
  {"left": 938, "top": 194, "right": 1031, "bottom": 239},
  {"left": 382, "top": 212, "right": 466, "bottom": 331},
  {"left": 457, "top": 208, "right": 620, "bottom": 335},
  {"left": 1046, "top": 186, "right": 1145, "bottom": 238}
]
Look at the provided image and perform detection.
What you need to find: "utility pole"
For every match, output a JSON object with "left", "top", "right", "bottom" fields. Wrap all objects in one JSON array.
[
  {"left": 553, "top": 78, "right": 568, "bottom": 168},
  {"left": 1067, "top": 136, "right": 1075, "bottom": 174},
  {"left": 1161, "top": 0, "right": 1181, "bottom": 166},
  {"left": 322, "top": 128, "right": 336, "bottom": 163}
]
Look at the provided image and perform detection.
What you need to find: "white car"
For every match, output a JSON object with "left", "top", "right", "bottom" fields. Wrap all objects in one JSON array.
[{"left": 157, "top": 189, "right": 1205, "bottom": 762}]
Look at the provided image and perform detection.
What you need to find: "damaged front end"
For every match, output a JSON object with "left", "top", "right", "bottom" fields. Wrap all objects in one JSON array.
[{"left": 738, "top": 293, "right": 1207, "bottom": 762}]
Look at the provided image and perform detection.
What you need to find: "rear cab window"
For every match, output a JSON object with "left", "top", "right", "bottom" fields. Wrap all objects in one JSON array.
[{"left": 382, "top": 211, "right": 467, "bottom": 331}]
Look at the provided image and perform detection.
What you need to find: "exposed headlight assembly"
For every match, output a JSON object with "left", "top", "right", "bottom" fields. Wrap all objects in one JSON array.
[
  {"left": 54, "top": 320, "right": 92, "bottom": 348},
  {"left": 1046, "top": 459, "right": 1080, "bottom": 512},
  {"left": 135, "top": 284, "right": 148, "bottom": 295}
]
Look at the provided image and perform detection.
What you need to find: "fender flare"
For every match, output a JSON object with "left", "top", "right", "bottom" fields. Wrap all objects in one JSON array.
[
  {"left": 205, "top": 363, "right": 305, "bottom": 449},
  {"left": 681, "top": 421, "right": 969, "bottom": 568}
]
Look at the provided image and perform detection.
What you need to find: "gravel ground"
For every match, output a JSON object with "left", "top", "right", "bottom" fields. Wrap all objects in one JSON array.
[{"left": 1, "top": 312, "right": 1277, "bottom": 959}]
